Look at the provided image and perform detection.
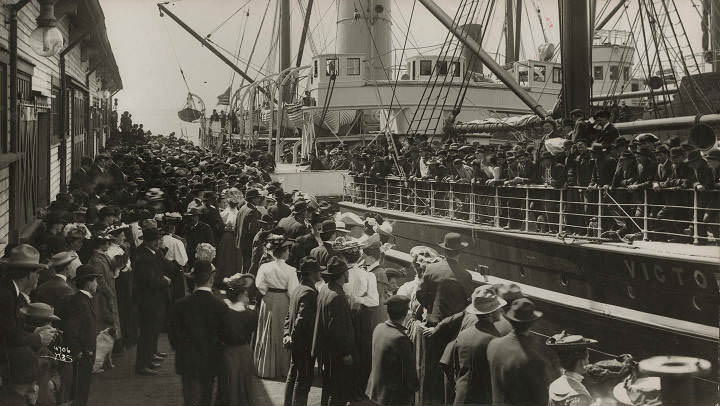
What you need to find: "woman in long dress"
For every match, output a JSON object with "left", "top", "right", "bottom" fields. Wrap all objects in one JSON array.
[
  {"left": 216, "top": 196, "right": 243, "bottom": 282},
  {"left": 218, "top": 273, "right": 258, "bottom": 406},
  {"left": 253, "top": 235, "right": 299, "bottom": 379}
]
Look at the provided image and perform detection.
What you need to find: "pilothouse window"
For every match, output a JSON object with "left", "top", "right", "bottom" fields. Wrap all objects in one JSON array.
[
  {"left": 451, "top": 61, "right": 461, "bottom": 77},
  {"left": 437, "top": 60, "right": 448, "bottom": 75},
  {"left": 326, "top": 58, "right": 338, "bottom": 77},
  {"left": 610, "top": 65, "right": 619, "bottom": 80},
  {"left": 420, "top": 60, "right": 432, "bottom": 75},
  {"left": 347, "top": 58, "right": 360, "bottom": 75}
]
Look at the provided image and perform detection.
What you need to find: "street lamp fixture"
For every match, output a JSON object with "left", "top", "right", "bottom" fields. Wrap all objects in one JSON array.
[{"left": 30, "top": 0, "right": 65, "bottom": 57}]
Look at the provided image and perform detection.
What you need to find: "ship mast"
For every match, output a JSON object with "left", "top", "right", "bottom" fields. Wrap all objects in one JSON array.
[
  {"left": 559, "top": 0, "right": 591, "bottom": 116},
  {"left": 712, "top": 0, "right": 720, "bottom": 72}
]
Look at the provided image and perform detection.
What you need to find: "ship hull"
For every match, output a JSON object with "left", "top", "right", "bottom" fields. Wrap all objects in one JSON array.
[{"left": 339, "top": 202, "right": 719, "bottom": 392}]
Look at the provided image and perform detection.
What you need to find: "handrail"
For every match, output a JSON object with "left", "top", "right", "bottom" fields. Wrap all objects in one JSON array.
[{"left": 344, "top": 175, "right": 720, "bottom": 245}]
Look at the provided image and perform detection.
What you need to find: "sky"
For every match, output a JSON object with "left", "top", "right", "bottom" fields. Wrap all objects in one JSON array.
[{"left": 100, "top": 0, "right": 706, "bottom": 137}]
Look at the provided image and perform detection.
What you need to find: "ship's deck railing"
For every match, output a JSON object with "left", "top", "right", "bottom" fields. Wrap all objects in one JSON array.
[{"left": 342, "top": 175, "right": 720, "bottom": 245}]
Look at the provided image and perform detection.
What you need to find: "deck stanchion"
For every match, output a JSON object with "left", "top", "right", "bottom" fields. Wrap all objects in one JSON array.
[
  {"left": 449, "top": 183, "right": 455, "bottom": 219},
  {"left": 469, "top": 184, "right": 476, "bottom": 223},
  {"left": 524, "top": 187, "right": 530, "bottom": 232},
  {"left": 692, "top": 189, "right": 699, "bottom": 244},
  {"left": 385, "top": 179, "right": 390, "bottom": 209},
  {"left": 643, "top": 189, "right": 649, "bottom": 241},
  {"left": 558, "top": 189, "right": 564, "bottom": 234},
  {"left": 494, "top": 187, "right": 500, "bottom": 227},
  {"left": 597, "top": 189, "right": 603, "bottom": 237},
  {"left": 413, "top": 180, "right": 418, "bottom": 214},
  {"left": 363, "top": 177, "right": 368, "bottom": 205},
  {"left": 430, "top": 182, "right": 435, "bottom": 216}
]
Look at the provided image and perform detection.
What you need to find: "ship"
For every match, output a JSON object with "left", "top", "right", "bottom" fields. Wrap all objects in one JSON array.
[{"left": 160, "top": 0, "right": 720, "bottom": 398}]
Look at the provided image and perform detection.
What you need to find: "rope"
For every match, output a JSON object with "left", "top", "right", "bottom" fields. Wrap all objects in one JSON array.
[
  {"left": 205, "top": 0, "right": 253, "bottom": 39},
  {"left": 161, "top": 15, "right": 191, "bottom": 93},
  {"left": 602, "top": 190, "right": 643, "bottom": 232},
  {"left": 225, "top": 10, "right": 250, "bottom": 113},
  {"left": 382, "top": 0, "right": 417, "bottom": 133},
  {"left": 241, "top": 0, "right": 272, "bottom": 87}
]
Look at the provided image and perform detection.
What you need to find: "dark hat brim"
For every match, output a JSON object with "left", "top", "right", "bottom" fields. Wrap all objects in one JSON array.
[
  {"left": 504, "top": 310, "right": 543, "bottom": 323},
  {"left": 437, "top": 241, "right": 469, "bottom": 251}
]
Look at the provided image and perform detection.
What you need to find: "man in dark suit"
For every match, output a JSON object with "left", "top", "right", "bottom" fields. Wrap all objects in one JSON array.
[
  {"left": 133, "top": 228, "right": 171, "bottom": 375},
  {"left": 591, "top": 110, "right": 619, "bottom": 147},
  {"left": 416, "top": 233, "right": 474, "bottom": 406},
  {"left": 312, "top": 256, "right": 355, "bottom": 406},
  {"left": 201, "top": 191, "right": 224, "bottom": 241},
  {"left": 69, "top": 156, "right": 93, "bottom": 192},
  {"left": 0, "top": 245, "right": 57, "bottom": 359},
  {"left": 452, "top": 285, "right": 507, "bottom": 406},
  {"left": 283, "top": 257, "right": 322, "bottom": 406},
  {"left": 168, "top": 260, "right": 228, "bottom": 406},
  {"left": 63, "top": 265, "right": 101, "bottom": 406},
  {"left": 309, "top": 220, "right": 343, "bottom": 267},
  {"left": 366, "top": 295, "right": 419, "bottom": 406},
  {"left": 235, "top": 188, "right": 263, "bottom": 273},
  {"left": 34, "top": 251, "right": 78, "bottom": 310},
  {"left": 487, "top": 298, "right": 551, "bottom": 406},
  {"left": 278, "top": 200, "right": 310, "bottom": 239},
  {"left": 184, "top": 207, "right": 215, "bottom": 268},
  {"left": 287, "top": 213, "right": 324, "bottom": 269},
  {"left": 268, "top": 189, "right": 291, "bottom": 221}
]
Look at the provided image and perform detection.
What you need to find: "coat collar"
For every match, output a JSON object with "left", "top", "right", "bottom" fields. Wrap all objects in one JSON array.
[{"left": 384, "top": 320, "right": 409, "bottom": 335}]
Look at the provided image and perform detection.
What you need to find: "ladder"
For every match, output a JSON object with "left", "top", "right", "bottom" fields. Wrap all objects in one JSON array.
[{"left": 646, "top": 0, "right": 702, "bottom": 80}]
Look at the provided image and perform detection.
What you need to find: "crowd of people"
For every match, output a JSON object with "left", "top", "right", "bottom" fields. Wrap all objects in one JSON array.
[
  {"left": 0, "top": 112, "right": 665, "bottom": 406},
  {"left": 314, "top": 109, "right": 719, "bottom": 244}
]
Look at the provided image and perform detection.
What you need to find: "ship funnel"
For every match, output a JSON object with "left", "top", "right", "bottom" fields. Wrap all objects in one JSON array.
[{"left": 337, "top": 0, "right": 392, "bottom": 81}]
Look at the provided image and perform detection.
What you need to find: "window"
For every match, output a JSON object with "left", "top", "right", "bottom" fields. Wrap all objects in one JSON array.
[
  {"left": 326, "top": 58, "right": 337, "bottom": 77},
  {"left": 623, "top": 67, "right": 630, "bottom": 81},
  {"left": 451, "top": 61, "right": 461, "bottom": 77},
  {"left": 631, "top": 82, "right": 639, "bottom": 91},
  {"left": 436, "top": 60, "right": 448, "bottom": 75},
  {"left": 313, "top": 60, "right": 318, "bottom": 78},
  {"left": 347, "top": 58, "right": 360, "bottom": 75},
  {"left": 593, "top": 66, "right": 604, "bottom": 80},
  {"left": 17, "top": 71, "right": 32, "bottom": 103},
  {"left": 533, "top": 65, "right": 546, "bottom": 82},
  {"left": 552, "top": 67, "right": 562, "bottom": 83},
  {"left": 420, "top": 60, "right": 432, "bottom": 75},
  {"left": 609, "top": 65, "right": 619, "bottom": 80}
]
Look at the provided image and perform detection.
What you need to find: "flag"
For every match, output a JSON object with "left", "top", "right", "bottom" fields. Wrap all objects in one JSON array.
[{"left": 217, "top": 86, "right": 231, "bottom": 105}]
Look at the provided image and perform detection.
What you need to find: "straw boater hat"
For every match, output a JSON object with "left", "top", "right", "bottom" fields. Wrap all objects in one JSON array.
[
  {"left": 465, "top": 285, "right": 506, "bottom": 315},
  {"left": 49, "top": 251, "right": 78, "bottom": 269}
]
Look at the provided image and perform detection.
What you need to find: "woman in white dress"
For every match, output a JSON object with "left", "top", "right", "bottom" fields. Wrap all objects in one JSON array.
[{"left": 253, "top": 235, "right": 298, "bottom": 379}]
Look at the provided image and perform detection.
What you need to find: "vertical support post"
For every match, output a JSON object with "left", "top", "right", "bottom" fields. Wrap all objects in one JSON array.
[
  {"left": 363, "top": 177, "right": 368, "bottom": 205},
  {"left": 430, "top": 182, "right": 435, "bottom": 216},
  {"left": 413, "top": 181, "right": 418, "bottom": 214},
  {"left": 643, "top": 189, "right": 649, "bottom": 241},
  {"left": 597, "top": 189, "right": 603, "bottom": 237},
  {"left": 449, "top": 183, "right": 455, "bottom": 219},
  {"left": 385, "top": 179, "right": 390, "bottom": 209},
  {"left": 558, "top": 189, "right": 564, "bottom": 234},
  {"left": 494, "top": 187, "right": 500, "bottom": 227},
  {"left": 469, "top": 184, "right": 476, "bottom": 223},
  {"left": 692, "top": 189, "right": 699, "bottom": 244},
  {"left": 524, "top": 187, "right": 530, "bottom": 232}
]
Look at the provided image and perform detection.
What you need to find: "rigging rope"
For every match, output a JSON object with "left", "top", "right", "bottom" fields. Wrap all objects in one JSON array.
[
  {"left": 206, "top": 0, "right": 253, "bottom": 39},
  {"left": 161, "top": 15, "right": 191, "bottom": 93},
  {"left": 241, "top": 0, "right": 273, "bottom": 87}
]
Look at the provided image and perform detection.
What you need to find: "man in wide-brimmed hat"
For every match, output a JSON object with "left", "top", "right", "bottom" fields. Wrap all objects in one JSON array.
[
  {"left": 312, "top": 256, "right": 355, "bottom": 406},
  {"left": 34, "top": 251, "right": 78, "bottom": 309},
  {"left": 452, "top": 285, "right": 508, "bottom": 406},
  {"left": 592, "top": 109, "right": 619, "bottom": 147},
  {"left": 415, "top": 232, "right": 474, "bottom": 406},
  {"left": 133, "top": 228, "right": 171, "bottom": 376},
  {"left": 283, "top": 257, "right": 324, "bottom": 406},
  {"left": 487, "top": 298, "right": 549, "bottom": 406},
  {"left": 63, "top": 264, "right": 102, "bottom": 406},
  {"left": 0, "top": 244, "right": 57, "bottom": 363},
  {"left": 168, "top": 260, "right": 228, "bottom": 406},
  {"left": 277, "top": 199, "right": 310, "bottom": 239}
]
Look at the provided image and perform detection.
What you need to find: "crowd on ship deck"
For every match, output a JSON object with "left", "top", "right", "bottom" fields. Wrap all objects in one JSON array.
[
  {"left": 310, "top": 109, "right": 720, "bottom": 244},
  {"left": 0, "top": 112, "right": 685, "bottom": 406}
]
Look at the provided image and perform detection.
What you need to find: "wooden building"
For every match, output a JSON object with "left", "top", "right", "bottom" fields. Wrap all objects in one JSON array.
[{"left": 0, "top": 0, "right": 121, "bottom": 253}]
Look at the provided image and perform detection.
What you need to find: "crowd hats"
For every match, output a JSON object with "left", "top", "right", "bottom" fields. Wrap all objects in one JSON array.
[
  {"left": 223, "top": 273, "right": 255, "bottom": 293},
  {"left": 593, "top": 109, "right": 611, "bottom": 119},
  {"left": 322, "top": 256, "right": 349, "bottom": 276},
  {"left": 49, "top": 251, "right": 78, "bottom": 269},
  {"left": 164, "top": 212, "right": 183, "bottom": 223},
  {"left": 385, "top": 294, "right": 411, "bottom": 314},
  {"left": 20, "top": 302, "right": 61, "bottom": 322},
  {"left": 546, "top": 330, "right": 598, "bottom": 349},
  {"left": 298, "top": 257, "right": 324, "bottom": 274},
  {"left": 75, "top": 264, "right": 102, "bottom": 282},
  {"left": 105, "top": 223, "right": 130, "bottom": 235},
  {"left": 293, "top": 200, "right": 308, "bottom": 213},
  {"left": 0, "top": 244, "right": 48, "bottom": 271},
  {"left": 505, "top": 298, "right": 543, "bottom": 323},
  {"left": 320, "top": 220, "right": 338, "bottom": 235},
  {"left": 142, "top": 227, "right": 165, "bottom": 242},
  {"left": 438, "top": 232, "right": 469, "bottom": 251},
  {"left": 245, "top": 188, "right": 261, "bottom": 200},
  {"left": 465, "top": 285, "right": 507, "bottom": 315}
]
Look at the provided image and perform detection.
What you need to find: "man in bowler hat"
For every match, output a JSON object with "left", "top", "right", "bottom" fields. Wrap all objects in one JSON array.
[
  {"left": 366, "top": 295, "right": 419, "bottom": 406},
  {"left": 235, "top": 188, "right": 263, "bottom": 273},
  {"left": 168, "top": 260, "right": 228, "bottom": 406},
  {"left": 63, "top": 264, "right": 102, "bottom": 406},
  {"left": 283, "top": 257, "right": 323, "bottom": 406},
  {"left": 487, "top": 298, "right": 551, "bottom": 406},
  {"left": 134, "top": 228, "right": 172, "bottom": 375},
  {"left": 312, "top": 256, "right": 356, "bottom": 406}
]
